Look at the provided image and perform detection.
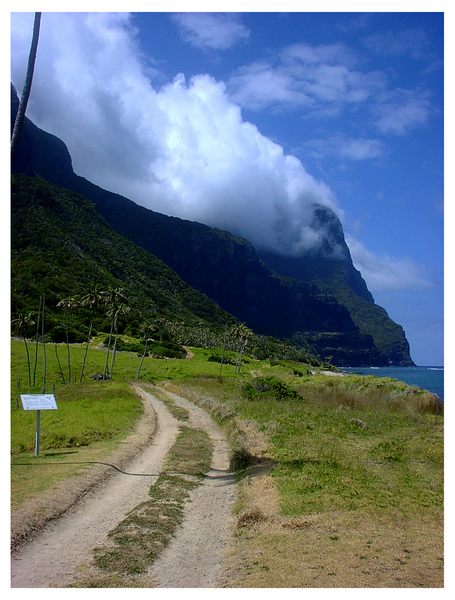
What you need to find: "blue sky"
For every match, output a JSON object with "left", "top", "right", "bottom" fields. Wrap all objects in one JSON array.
[{"left": 10, "top": 9, "right": 444, "bottom": 365}]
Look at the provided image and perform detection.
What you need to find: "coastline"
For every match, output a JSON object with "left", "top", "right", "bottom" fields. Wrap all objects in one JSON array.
[{"left": 341, "top": 365, "right": 444, "bottom": 400}]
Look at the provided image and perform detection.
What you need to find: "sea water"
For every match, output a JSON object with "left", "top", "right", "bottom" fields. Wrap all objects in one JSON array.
[{"left": 341, "top": 366, "right": 444, "bottom": 400}]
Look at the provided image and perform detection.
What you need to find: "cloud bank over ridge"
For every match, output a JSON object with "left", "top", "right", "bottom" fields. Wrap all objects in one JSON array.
[
  {"left": 11, "top": 12, "right": 339, "bottom": 257},
  {"left": 11, "top": 12, "right": 429, "bottom": 290}
]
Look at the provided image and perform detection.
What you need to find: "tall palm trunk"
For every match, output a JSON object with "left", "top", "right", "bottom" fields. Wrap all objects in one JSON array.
[
  {"left": 219, "top": 327, "right": 228, "bottom": 379},
  {"left": 22, "top": 335, "right": 31, "bottom": 386},
  {"left": 235, "top": 347, "right": 244, "bottom": 374},
  {"left": 103, "top": 317, "right": 115, "bottom": 380},
  {"left": 79, "top": 314, "right": 93, "bottom": 383},
  {"left": 41, "top": 294, "right": 47, "bottom": 393},
  {"left": 136, "top": 338, "right": 149, "bottom": 379},
  {"left": 110, "top": 319, "right": 119, "bottom": 379},
  {"left": 32, "top": 295, "right": 42, "bottom": 386},
  {"left": 55, "top": 345, "right": 66, "bottom": 384},
  {"left": 65, "top": 320, "right": 71, "bottom": 383},
  {"left": 11, "top": 13, "right": 41, "bottom": 157}
]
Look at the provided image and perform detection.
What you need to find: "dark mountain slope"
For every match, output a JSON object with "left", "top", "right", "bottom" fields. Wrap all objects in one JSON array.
[
  {"left": 259, "top": 206, "right": 413, "bottom": 365},
  {"left": 11, "top": 86, "right": 410, "bottom": 365},
  {"left": 11, "top": 174, "right": 235, "bottom": 337}
]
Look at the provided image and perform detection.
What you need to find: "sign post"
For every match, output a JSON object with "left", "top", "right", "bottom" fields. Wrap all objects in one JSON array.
[{"left": 20, "top": 394, "right": 58, "bottom": 456}]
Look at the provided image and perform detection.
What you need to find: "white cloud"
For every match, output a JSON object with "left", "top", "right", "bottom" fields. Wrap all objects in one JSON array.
[
  {"left": 171, "top": 13, "right": 249, "bottom": 50},
  {"left": 228, "top": 42, "right": 386, "bottom": 112},
  {"left": 346, "top": 235, "right": 431, "bottom": 291},
  {"left": 228, "top": 39, "right": 431, "bottom": 140},
  {"left": 281, "top": 42, "right": 358, "bottom": 67},
  {"left": 340, "top": 138, "right": 383, "bottom": 161},
  {"left": 11, "top": 12, "right": 338, "bottom": 257},
  {"left": 373, "top": 89, "right": 430, "bottom": 135},
  {"left": 303, "top": 134, "right": 383, "bottom": 162},
  {"left": 228, "top": 61, "right": 312, "bottom": 111},
  {"left": 363, "top": 28, "right": 430, "bottom": 59}
]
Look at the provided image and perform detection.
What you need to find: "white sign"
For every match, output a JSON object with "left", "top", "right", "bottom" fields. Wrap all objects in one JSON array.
[{"left": 20, "top": 394, "right": 58, "bottom": 411}]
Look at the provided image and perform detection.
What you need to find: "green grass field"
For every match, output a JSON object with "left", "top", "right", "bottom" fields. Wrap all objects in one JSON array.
[
  {"left": 179, "top": 372, "right": 443, "bottom": 517},
  {"left": 172, "top": 372, "right": 443, "bottom": 587},
  {"left": 11, "top": 336, "right": 240, "bottom": 394},
  {"left": 10, "top": 337, "right": 444, "bottom": 586},
  {"left": 10, "top": 337, "right": 238, "bottom": 504}
]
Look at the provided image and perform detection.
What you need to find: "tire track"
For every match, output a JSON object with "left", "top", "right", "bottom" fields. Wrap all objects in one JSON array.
[
  {"left": 149, "top": 387, "right": 237, "bottom": 588},
  {"left": 11, "top": 385, "right": 179, "bottom": 588}
]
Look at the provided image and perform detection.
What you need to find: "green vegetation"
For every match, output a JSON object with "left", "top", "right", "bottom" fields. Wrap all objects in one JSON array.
[
  {"left": 104, "top": 336, "right": 186, "bottom": 359},
  {"left": 176, "top": 371, "right": 443, "bottom": 516},
  {"left": 11, "top": 336, "right": 442, "bottom": 586},
  {"left": 242, "top": 377, "right": 301, "bottom": 402},
  {"left": 92, "top": 427, "right": 212, "bottom": 576},
  {"left": 11, "top": 174, "right": 322, "bottom": 367},
  {"left": 11, "top": 174, "right": 235, "bottom": 341},
  {"left": 11, "top": 382, "right": 141, "bottom": 454},
  {"left": 11, "top": 379, "right": 142, "bottom": 507}
]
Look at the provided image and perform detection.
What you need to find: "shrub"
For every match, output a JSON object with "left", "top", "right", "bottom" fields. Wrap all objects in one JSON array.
[
  {"left": 103, "top": 337, "right": 144, "bottom": 354},
  {"left": 48, "top": 323, "right": 86, "bottom": 343},
  {"left": 207, "top": 354, "right": 235, "bottom": 365},
  {"left": 102, "top": 337, "right": 186, "bottom": 359},
  {"left": 150, "top": 341, "right": 186, "bottom": 359},
  {"left": 242, "top": 377, "right": 301, "bottom": 401}
]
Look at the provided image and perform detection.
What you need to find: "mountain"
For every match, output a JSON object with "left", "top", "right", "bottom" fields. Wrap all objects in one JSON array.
[
  {"left": 259, "top": 206, "right": 414, "bottom": 365},
  {"left": 11, "top": 85, "right": 413, "bottom": 365},
  {"left": 11, "top": 174, "right": 235, "bottom": 340}
]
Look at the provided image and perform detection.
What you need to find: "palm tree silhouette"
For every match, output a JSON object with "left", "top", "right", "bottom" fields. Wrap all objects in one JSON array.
[
  {"left": 79, "top": 284, "right": 103, "bottom": 382},
  {"left": 11, "top": 311, "right": 35, "bottom": 386},
  {"left": 57, "top": 295, "right": 79, "bottom": 383},
  {"left": 11, "top": 13, "right": 41, "bottom": 158},
  {"left": 101, "top": 287, "right": 127, "bottom": 380}
]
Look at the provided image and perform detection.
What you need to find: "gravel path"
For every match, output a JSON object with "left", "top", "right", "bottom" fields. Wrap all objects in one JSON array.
[
  {"left": 149, "top": 388, "right": 237, "bottom": 588},
  {"left": 11, "top": 384, "right": 237, "bottom": 588},
  {"left": 11, "top": 385, "right": 180, "bottom": 588}
]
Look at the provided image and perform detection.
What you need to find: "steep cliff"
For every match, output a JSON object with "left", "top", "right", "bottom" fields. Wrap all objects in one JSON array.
[
  {"left": 11, "top": 85, "right": 412, "bottom": 365},
  {"left": 259, "top": 206, "right": 413, "bottom": 365}
]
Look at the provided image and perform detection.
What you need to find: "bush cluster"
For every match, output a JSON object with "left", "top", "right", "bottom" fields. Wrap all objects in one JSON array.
[
  {"left": 207, "top": 354, "right": 235, "bottom": 365},
  {"left": 103, "top": 337, "right": 186, "bottom": 359},
  {"left": 242, "top": 376, "right": 301, "bottom": 401},
  {"left": 104, "top": 337, "right": 144, "bottom": 354},
  {"left": 150, "top": 341, "right": 186, "bottom": 359}
]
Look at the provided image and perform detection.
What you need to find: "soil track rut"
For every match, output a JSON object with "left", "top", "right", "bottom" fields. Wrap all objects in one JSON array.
[
  {"left": 150, "top": 387, "right": 237, "bottom": 587},
  {"left": 11, "top": 386, "right": 179, "bottom": 588},
  {"left": 11, "top": 384, "right": 237, "bottom": 588}
]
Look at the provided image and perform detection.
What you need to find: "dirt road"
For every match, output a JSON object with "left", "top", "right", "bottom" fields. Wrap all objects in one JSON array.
[
  {"left": 11, "top": 385, "right": 236, "bottom": 588},
  {"left": 150, "top": 388, "right": 237, "bottom": 587}
]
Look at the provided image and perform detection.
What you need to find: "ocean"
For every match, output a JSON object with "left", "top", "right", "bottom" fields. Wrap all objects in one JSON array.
[{"left": 341, "top": 366, "right": 444, "bottom": 401}]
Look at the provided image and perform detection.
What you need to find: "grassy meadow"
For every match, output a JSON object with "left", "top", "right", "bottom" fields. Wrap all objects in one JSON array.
[
  {"left": 173, "top": 372, "right": 443, "bottom": 586},
  {"left": 10, "top": 337, "right": 237, "bottom": 506},
  {"left": 10, "top": 336, "right": 444, "bottom": 586}
]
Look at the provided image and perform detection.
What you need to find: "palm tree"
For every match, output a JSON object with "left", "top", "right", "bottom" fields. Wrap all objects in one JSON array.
[
  {"left": 57, "top": 296, "right": 79, "bottom": 383},
  {"left": 32, "top": 296, "right": 42, "bottom": 386},
  {"left": 41, "top": 294, "right": 47, "bottom": 393},
  {"left": 218, "top": 323, "right": 230, "bottom": 379},
  {"left": 54, "top": 345, "right": 66, "bottom": 384},
  {"left": 230, "top": 323, "right": 253, "bottom": 374},
  {"left": 101, "top": 287, "right": 127, "bottom": 380},
  {"left": 11, "top": 13, "right": 42, "bottom": 158},
  {"left": 136, "top": 321, "right": 154, "bottom": 379},
  {"left": 154, "top": 317, "right": 170, "bottom": 344},
  {"left": 109, "top": 302, "right": 130, "bottom": 379},
  {"left": 79, "top": 284, "right": 103, "bottom": 382},
  {"left": 11, "top": 311, "right": 35, "bottom": 386}
]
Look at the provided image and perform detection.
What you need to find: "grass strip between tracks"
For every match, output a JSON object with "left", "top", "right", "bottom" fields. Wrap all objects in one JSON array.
[{"left": 87, "top": 426, "right": 213, "bottom": 580}]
